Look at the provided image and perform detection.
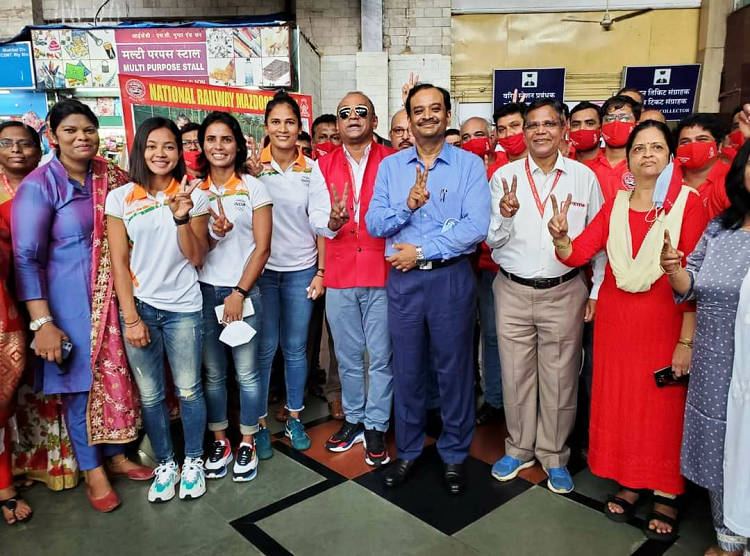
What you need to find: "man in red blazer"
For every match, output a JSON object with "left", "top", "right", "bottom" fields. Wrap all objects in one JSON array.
[{"left": 310, "top": 91, "right": 397, "bottom": 467}]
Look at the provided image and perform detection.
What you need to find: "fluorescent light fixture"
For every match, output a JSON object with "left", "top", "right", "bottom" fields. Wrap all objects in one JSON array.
[{"left": 0, "top": 90, "right": 11, "bottom": 94}]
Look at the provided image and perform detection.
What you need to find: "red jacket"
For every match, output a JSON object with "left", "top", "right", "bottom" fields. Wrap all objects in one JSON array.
[{"left": 318, "top": 142, "right": 396, "bottom": 288}]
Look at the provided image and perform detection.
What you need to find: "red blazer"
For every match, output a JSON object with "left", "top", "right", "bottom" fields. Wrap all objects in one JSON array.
[{"left": 317, "top": 142, "right": 396, "bottom": 288}]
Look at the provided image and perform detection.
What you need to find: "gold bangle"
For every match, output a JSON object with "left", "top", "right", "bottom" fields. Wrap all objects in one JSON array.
[
  {"left": 677, "top": 337, "right": 693, "bottom": 349},
  {"left": 660, "top": 265, "right": 681, "bottom": 276},
  {"left": 553, "top": 236, "right": 571, "bottom": 249}
]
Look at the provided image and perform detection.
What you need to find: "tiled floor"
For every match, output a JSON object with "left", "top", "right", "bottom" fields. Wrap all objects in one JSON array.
[{"left": 2, "top": 397, "right": 717, "bottom": 556}]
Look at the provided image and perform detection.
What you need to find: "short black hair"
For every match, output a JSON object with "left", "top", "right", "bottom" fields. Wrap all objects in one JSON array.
[
  {"left": 523, "top": 99, "right": 566, "bottom": 125},
  {"left": 180, "top": 122, "right": 201, "bottom": 136},
  {"left": 616, "top": 86, "right": 645, "bottom": 105},
  {"left": 625, "top": 120, "right": 675, "bottom": 163},
  {"left": 129, "top": 117, "right": 185, "bottom": 187},
  {"left": 561, "top": 102, "right": 570, "bottom": 121},
  {"left": 493, "top": 103, "right": 525, "bottom": 126},
  {"left": 570, "top": 101, "right": 601, "bottom": 124},
  {"left": 602, "top": 95, "right": 642, "bottom": 121},
  {"left": 298, "top": 130, "right": 312, "bottom": 143},
  {"left": 445, "top": 128, "right": 460, "bottom": 138},
  {"left": 720, "top": 139, "right": 750, "bottom": 230},
  {"left": 405, "top": 83, "right": 451, "bottom": 117},
  {"left": 312, "top": 114, "right": 336, "bottom": 138},
  {"left": 675, "top": 113, "right": 725, "bottom": 145},
  {"left": 199, "top": 111, "right": 249, "bottom": 176},
  {"left": 0, "top": 121, "right": 42, "bottom": 151},
  {"left": 49, "top": 98, "right": 99, "bottom": 134},
  {"left": 265, "top": 91, "right": 302, "bottom": 126}
]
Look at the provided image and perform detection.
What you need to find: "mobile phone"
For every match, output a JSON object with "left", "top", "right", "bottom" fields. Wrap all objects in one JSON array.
[
  {"left": 654, "top": 366, "right": 688, "bottom": 387},
  {"left": 29, "top": 338, "right": 73, "bottom": 372}
]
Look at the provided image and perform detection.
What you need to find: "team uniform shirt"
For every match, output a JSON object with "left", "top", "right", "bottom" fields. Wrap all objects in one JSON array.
[
  {"left": 487, "top": 153, "right": 606, "bottom": 299},
  {"left": 198, "top": 173, "right": 273, "bottom": 287},
  {"left": 105, "top": 179, "right": 209, "bottom": 312},
  {"left": 584, "top": 148, "right": 634, "bottom": 202},
  {"left": 669, "top": 160, "right": 730, "bottom": 221},
  {"left": 258, "top": 146, "right": 336, "bottom": 272}
]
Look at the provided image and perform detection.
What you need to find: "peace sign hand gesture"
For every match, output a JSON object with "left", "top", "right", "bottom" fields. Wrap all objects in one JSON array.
[
  {"left": 407, "top": 166, "right": 430, "bottom": 211},
  {"left": 245, "top": 136, "right": 263, "bottom": 177},
  {"left": 168, "top": 176, "right": 199, "bottom": 219},
  {"left": 402, "top": 72, "right": 419, "bottom": 106},
  {"left": 548, "top": 193, "right": 572, "bottom": 240},
  {"left": 328, "top": 184, "right": 350, "bottom": 231},
  {"left": 660, "top": 230, "right": 684, "bottom": 275},
  {"left": 208, "top": 196, "right": 234, "bottom": 238},
  {"left": 499, "top": 176, "right": 520, "bottom": 218}
]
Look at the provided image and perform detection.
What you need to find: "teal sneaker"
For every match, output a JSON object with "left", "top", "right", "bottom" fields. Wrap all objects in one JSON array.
[
  {"left": 255, "top": 426, "right": 274, "bottom": 460},
  {"left": 285, "top": 418, "right": 311, "bottom": 451},
  {"left": 147, "top": 460, "right": 179, "bottom": 503}
]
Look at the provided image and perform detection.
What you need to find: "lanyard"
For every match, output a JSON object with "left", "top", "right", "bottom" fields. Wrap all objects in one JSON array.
[
  {"left": 345, "top": 159, "right": 361, "bottom": 227},
  {"left": 525, "top": 158, "right": 562, "bottom": 218},
  {"left": 1, "top": 173, "right": 15, "bottom": 199}
]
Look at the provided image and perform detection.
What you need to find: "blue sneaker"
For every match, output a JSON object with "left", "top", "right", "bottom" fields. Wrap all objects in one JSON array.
[
  {"left": 491, "top": 455, "right": 535, "bottom": 482},
  {"left": 255, "top": 427, "right": 274, "bottom": 460},
  {"left": 285, "top": 418, "right": 311, "bottom": 451},
  {"left": 546, "top": 466, "right": 574, "bottom": 494}
]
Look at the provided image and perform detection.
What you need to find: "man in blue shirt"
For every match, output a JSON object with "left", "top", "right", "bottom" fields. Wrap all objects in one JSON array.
[{"left": 366, "top": 83, "right": 490, "bottom": 494}]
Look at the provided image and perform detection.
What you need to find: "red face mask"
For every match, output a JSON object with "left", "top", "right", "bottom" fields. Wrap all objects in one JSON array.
[
  {"left": 729, "top": 129, "right": 745, "bottom": 149},
  {"left": 497, "top": 132, "right": 527, "bottom": 156},
  {"left": 601, "top": 120, "right": 636, "bottom": 148},
  {"left": 461, "top": 137, "right": 491, "bottom": 158},
  {"left": 569, "top": 129, "right": 600, "bottom": 152},
  {"left": 314, "top": 141, "right": 337, "bottom": 159},
  {"left": 183, "top": 150, "right": 204, "bottom": 172},
  {"left": 676, "top": 141, "right": 718, "bottom": 169}
]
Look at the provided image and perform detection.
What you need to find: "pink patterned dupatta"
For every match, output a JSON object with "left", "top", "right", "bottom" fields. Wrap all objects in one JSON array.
[{"left": 86, "top": 157, "right": 139, "bottom": 444}]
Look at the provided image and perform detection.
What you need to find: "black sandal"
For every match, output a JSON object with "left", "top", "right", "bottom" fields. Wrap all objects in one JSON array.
[
  {"left": 1, "top": 493, "right": 33, "bottom": 525},
  {"left": 643, "top": 494, "right": 679, "bottom": 542},
  {"left": 603, "top": 487, "right": 641, "bottom": 523}
]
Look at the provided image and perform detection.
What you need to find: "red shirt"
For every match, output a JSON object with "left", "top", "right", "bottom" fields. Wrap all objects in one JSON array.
[
  {"left": 478, "top": 155, "right": 507, "bottom": 272},
  {"left": 584, "top": 149, "right": 633, "bottom": 202},
  {"left": 668, "top": 160, "right": 730, "bottom": 221}
]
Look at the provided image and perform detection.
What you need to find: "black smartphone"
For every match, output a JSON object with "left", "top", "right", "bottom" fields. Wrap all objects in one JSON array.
[
  {"left": 654, "top": 366, "right": 689, "bottom": 387},
  {"left": 57, "top": 340, "right": 73, "bottom": 374}
]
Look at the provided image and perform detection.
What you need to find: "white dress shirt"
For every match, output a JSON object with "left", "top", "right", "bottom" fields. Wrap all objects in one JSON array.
[{"left": 487, "top": 153, "right": 606, "bottom": 299}]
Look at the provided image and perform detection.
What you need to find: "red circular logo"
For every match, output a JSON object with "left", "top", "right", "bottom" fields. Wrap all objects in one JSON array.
[{"left": 125, "top": 79, "right": 146, "bottom": 101}]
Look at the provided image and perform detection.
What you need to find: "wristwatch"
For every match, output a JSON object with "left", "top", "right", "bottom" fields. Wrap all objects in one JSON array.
[
  {"left": 415, "top": 246, "right": 426, "bottom": 267},
  {"left": 30, "top": 315, "right": 54, "bottom": 331}
]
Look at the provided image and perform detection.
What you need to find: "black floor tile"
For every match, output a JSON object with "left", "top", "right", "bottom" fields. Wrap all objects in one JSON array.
[{"left": 354, "top": 443, "right": 533, "bottom": 535}]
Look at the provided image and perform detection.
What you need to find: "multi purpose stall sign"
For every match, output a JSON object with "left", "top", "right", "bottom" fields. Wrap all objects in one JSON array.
[
  {"left": 118, "top": 74, "right": 313, "bottom": 150},
  {"left": 623, "top": 64, "right": 701, "bottom": 120},
  {"left": 493, "top": 67, "right": 566, "bottom": 111}
]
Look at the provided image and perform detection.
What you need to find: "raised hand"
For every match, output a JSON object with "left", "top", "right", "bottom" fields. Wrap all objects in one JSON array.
[
  {"left": 401, "top": 72, "right": 420, "bottom": 106},
  {"left": 167, "top": 176, "right": 199, "bottom": 219},
  {"left": 548, "top": 193, "right": 572, "bottom": 240},
  {"left": 208, "top": 196, "right": 234, "bottom": 238},
  {"left": 407, "top": 165, "right": 430, "bottom": 211},
  {"left": 660, "top": 230, "right": 684, "bottom": 275},
  {"left": 328, "top": 183, "right": 350, "bottom": 231},
  {"left": 511, "top": 88, "right": 527, "bottom": 104},
  {"left": 499, "top": 175, "right": 519, "bottom": 218},
  {"left": 245, "top": 136, "right": 263, "bottom": 177}
]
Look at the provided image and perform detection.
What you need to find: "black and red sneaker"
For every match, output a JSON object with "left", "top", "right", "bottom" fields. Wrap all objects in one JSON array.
[
  {"left": 325, "top": 421, "right": 365, "bottom": 452},
  {"left": 364, "top": 430, "right": 391, "bottom": 467}
]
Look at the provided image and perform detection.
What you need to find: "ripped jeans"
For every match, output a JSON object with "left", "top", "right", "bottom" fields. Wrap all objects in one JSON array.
[{"left": 121, "top": 299, "right": 207, "bottom": 463}]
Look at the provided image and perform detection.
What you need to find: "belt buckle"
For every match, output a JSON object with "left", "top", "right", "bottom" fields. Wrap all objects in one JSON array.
[{"left": 418, "top": 261, "right": 433, "bottom": 270}]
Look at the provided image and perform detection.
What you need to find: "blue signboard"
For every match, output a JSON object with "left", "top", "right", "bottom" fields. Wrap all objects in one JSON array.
[
  {"left": 0, "top": 42, "right": 35, "bottom": 89},
  {"left": 623, "top": 64, "right": 701, "bottom": 121},
  {"left": 493, "top": 67, "right": 566, "bottom": 111}
]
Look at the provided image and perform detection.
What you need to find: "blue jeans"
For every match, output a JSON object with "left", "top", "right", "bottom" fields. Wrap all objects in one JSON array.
[
  {"left": 122, "top": 299, "right": 206, "bottom": 462},
  {"left": 257, "top": 266, "right": 316, "bottom": 414},
  {"left": 201, "top": 283, "right": 263, "bottom": 436},
  {"left": 477, "top": 270, "right": 503, "bottom": 408},
  {"left": 326, "top": 287, "right": 393, "bottom": 432}
]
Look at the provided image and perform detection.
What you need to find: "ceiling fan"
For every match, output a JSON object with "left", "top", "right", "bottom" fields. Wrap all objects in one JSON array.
[{"left": 561, "top": 1, "right": 653, "bottom": 31}]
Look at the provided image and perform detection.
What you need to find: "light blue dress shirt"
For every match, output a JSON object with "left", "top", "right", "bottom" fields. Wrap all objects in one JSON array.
[{"left": 365, "top": 144, "right": 490, "bottom": 261}]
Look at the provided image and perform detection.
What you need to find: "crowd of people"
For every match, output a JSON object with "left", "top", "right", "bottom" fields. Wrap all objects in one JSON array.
[{"left": 0, "top": 78, "right": 749, "bottom": 556}]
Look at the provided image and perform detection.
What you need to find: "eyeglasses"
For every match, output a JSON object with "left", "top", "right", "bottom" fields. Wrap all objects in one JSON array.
[
  {"left": 338, "top": 105, "right": 369, "bottom": 120},
  {"left": 602, "top": 113, "right": 635, "bottom": 124},
  {"left": 390, "top": 127, "right": 408, "bottom": 137},
  {"left": 182, "top": 140, "right": 200, "bottom": 147},
  {"left": 0, "top": 139, "right": 37, "bottom": 150},
  {"left": 522, "top": 120, "right": 560, "bottom": 132}
]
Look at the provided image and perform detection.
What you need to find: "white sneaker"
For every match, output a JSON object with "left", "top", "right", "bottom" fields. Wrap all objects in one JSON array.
[
  {"left": 232, "top": 442, "right": 258, "bottom": 483},
  {"left": 179, "top": 457, "right": 207, "bottom": 500},
  {"left": 205, "top": 439, "right": 233, "bottom": 479},
  {"left": 147, "top": 460, "right": 180, "bottom": 503}
]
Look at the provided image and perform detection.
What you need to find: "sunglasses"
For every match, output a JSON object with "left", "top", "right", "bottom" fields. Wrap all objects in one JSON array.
[{"left": 338, "top": 105, "right": 369, "bottom": 120}]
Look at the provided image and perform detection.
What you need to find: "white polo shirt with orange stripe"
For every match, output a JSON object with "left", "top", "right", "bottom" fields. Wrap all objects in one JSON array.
[
  {"left": 105, "top": 179, "right": 209, "bottom": 312},
  {"left": 197, "top": 173, "right": 273, "bottom": 287},
  {"left": 257, "top": 145, "right": 336, "bottom": 272}
]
